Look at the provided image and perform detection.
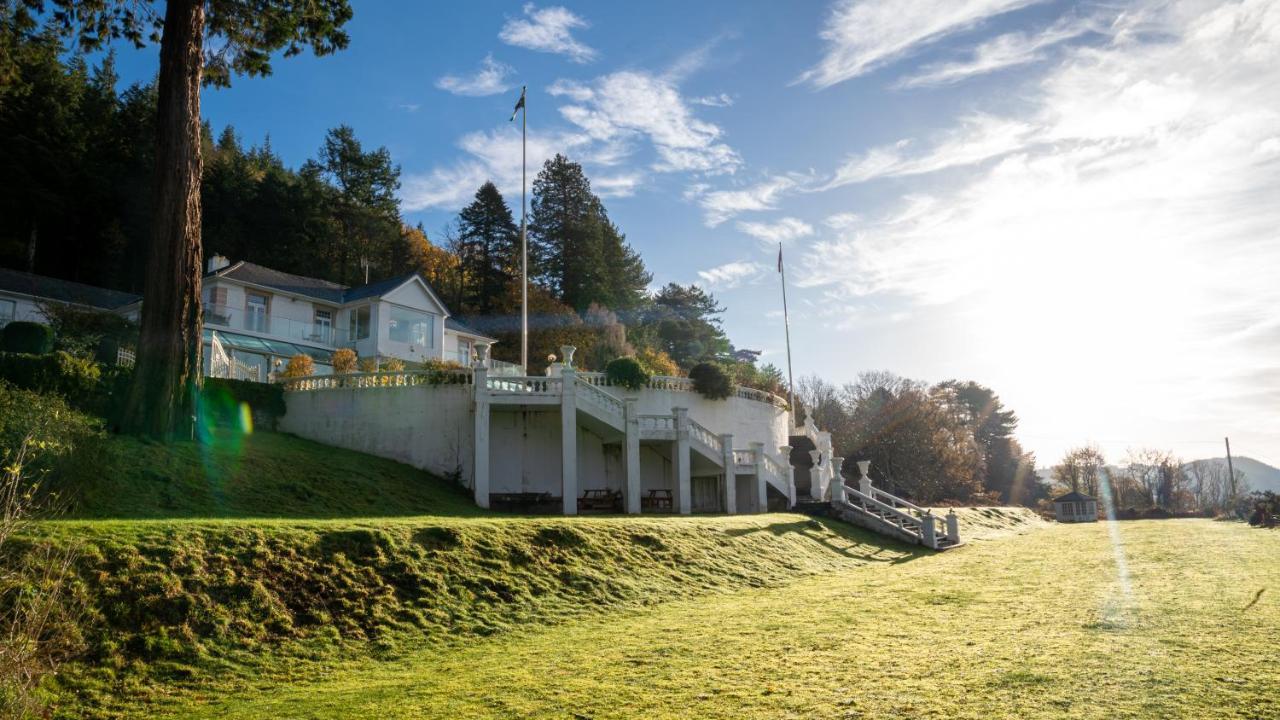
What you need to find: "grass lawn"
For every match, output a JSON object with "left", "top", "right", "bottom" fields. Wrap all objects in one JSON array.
[{"left": 122, "top": 518, "right": 1279, "bottom": 719}]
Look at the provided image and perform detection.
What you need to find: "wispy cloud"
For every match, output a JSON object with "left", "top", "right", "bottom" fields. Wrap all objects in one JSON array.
[
  {"left": 825, "top": 115, "right": 1035, "bottom": 188},
  {"left": 697, "top": 174, "right": 805, "bottom": 226},
  {"left": 798, "top": 0, "right": 1045, "bottom": 89},
  {"left": 803, "top": 0, "right": 1280, "bottom": 462},
  {"left": 500, "top": 4, "right": 596, "bottom": 63},
  {"left": 549, "top": 71, "right": 740, "bottom": 174},
  {"left": 436, "top": 54, "right": 515, "bottom": 97},
  {"left": 825, "top": 212, "right": 860, "bottom": 229},
  {"left": 897, "top": 15, "right": 1097, "bottom": 88},
  {"left": 592, "top": 172, "right": 644, "bottom": 198},
  {"left": 737, "top": 217, "right": 814, "bottom": 244},
  {"left": 692, "top": 93, "right": 735, "bottom": 107},
  {"left": 697, "top": 260, "right": 766, "bottom": 289}
]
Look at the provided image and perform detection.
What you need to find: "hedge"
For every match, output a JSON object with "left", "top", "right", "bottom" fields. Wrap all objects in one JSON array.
[
  {"left": 201, "top": 377, "right": 287, "bottom": 429},
  {"left": 0, "top": 350, "right": 101, "bottom": 400},
  {"left": 605, "top": 357, "right": 650, "bottom": 391},
  {"left": 689, "top": 362, "right": 732, "bottom": 400},
  {"left": 2, "top": 321, "right": 54, "bottom": 354}
]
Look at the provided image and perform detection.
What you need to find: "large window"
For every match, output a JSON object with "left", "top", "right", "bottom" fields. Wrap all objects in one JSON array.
[
  {"left": 313, "top": 308, "right": 333, "bottom": 343},
  {"left": 349, "top": 305, "right": 371, "bottom": 341},
  {"left": 245, "top": 292, "right": 269, "bottom": 333},
  {"left": 389, "top": 305, "right": 433, "bottom": 347}
]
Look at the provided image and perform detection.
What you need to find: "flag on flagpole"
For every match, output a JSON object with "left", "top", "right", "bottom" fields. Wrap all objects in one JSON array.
[
  {"left": 509, "top": 86, "right": 526, "bottom": 121},
  {"left": 777, "top": 244, "right": 784, "bottom": 272}
]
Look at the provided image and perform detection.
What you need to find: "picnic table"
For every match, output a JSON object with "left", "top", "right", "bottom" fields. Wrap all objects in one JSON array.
[
  {"left": 642, "top": 488, "right": 673, "bottom": 512},
  {"left": 578, "top": 488, "right": 622, "bottom": 512}
]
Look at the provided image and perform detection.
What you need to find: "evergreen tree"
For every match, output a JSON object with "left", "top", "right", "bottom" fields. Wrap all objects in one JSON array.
[{"left": 456, "top": 181, "right": 519, "bottom": 315}]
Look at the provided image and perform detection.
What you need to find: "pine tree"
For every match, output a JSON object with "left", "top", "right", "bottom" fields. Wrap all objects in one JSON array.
[{"left": 456, "top": 182, "right": 519, "bottom": 315}]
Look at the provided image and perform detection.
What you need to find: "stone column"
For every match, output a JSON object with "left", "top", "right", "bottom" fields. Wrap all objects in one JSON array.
[
  {"left": 472, "top": 367, "right": 490, "bottom": 509},
  {"left": 780, "top": 445, "right": 796, "bottom": 508},
  {"left": 751, "top": 441, "right": 767, "bottom": 513},
  {"left": 720, "top": 433, "right": 736, "bottom": 514},
  {"left": 560, "top": 367, "right": 578, "bottom": 515},
  {"left": 673, "top": 407, "right": 691, "bottom": 514},
  {"left": 831, "top": 457, "right": 845, "bottom": 503},
  {"left": 921, "top": 512, "right": 937, "bottom": 549},
  {"left": 857, "top": 460, "right": 872, "bottom": 496},
  {"left": 946, "top": 509, "right": 960, "bottom": 544},
  {"left": 624, "top": 398, "right": 641, "bottom": 514}
]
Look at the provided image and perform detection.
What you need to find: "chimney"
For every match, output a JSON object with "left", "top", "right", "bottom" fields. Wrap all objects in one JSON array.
[{"left": 207, "top": 254, "right": 231, "bottom": 273}]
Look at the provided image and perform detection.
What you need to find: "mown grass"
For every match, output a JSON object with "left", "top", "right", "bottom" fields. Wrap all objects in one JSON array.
[{"left": 115, "top": 519, "right": 1278, "bottom": 720}]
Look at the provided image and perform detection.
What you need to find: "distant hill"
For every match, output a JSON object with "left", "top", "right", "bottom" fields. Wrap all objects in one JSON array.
[
  {"left": 1035, "top": 458, "right": 1280, "bottom": 494},
  {"left": 1188, "top": 456, "right": 1280, "bottom": 494}
]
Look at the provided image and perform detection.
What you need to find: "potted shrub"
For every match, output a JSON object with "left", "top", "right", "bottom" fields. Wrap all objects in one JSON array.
[
  {"left": 282, "top": 353, "right": 314, "bottom": 378},
  {"left": 332, "top": 348, "right": 357, "bottom": 374}
]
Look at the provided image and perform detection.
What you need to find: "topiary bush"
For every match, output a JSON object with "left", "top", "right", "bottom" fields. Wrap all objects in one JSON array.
[
  {"left": 689, "top": 362, "right": 732, "bottom": 400},
  {"left": 0, "top": 350, "right": 101, "bottom": 400},
  {"left": 605, "top": 356, "right": 650, "bottom": 391},
  {"left": 1, "top": 321, "right": 54, "bottom": 355},
  {"left": 282, "top": 354, "right": 314, "bottom": 378},
  {"left": 331, "top": 348, "right": 357, "bottom": 374}
]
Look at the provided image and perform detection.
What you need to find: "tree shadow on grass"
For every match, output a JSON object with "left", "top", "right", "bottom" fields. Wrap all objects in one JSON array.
[{"left": 723, "top": 516, "right": 930, "bottom": 565}]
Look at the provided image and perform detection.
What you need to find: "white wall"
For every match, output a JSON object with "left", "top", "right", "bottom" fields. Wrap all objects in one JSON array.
[
  {"left": 0, "top": 292, "right": 50, "bottom": 325},
  {"left": 280, "top": 384, "right": 474, "bottom": 480},
  {"left": 625, "top": 387, "right": 790, "bottom": 455}
]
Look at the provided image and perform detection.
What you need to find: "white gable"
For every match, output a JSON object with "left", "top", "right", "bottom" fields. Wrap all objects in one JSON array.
[{"left": 381, "top": 277, "right": 448, "bottom": 315}]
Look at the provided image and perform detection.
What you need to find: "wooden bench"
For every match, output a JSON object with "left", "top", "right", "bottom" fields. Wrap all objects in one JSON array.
[
  {"left": 578, "top": 488, "right": 621, "bottom": 512},
  {"left": 489, "top": 492, "right": 554, "bottom": 512},
  {"left": 642, "top": 488, "right": 673, "bottom": 512}
]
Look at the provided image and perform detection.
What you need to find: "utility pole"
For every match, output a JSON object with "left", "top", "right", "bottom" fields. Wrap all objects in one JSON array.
[{"left": 1225, "top": 437, "right": 1236, "bottom": 499}]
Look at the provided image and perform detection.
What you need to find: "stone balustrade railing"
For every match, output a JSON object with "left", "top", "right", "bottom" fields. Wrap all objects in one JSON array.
[
  {"left": 575, "top": 371, "right": 785, "bottom": 408},
  {"left": 638, "top": 415, "right": 676, "bottom": 432},
  {"left": 281, "top": 369, "right": 472, "bottom": 391},
  {"left": 688, "top": 418, "right": 722, "bottom": 453},
  {"left": 486, "top": 375, "right": 562, "bottom": 394},
  {"left": 576, "top": 378, "right": 625, "bottom": 418},
  {"left": 733, "top": 448, "right": 756, "bottom": 466},
  {"left": 761, "top": 451, "right": 787, "bottom": 481}
]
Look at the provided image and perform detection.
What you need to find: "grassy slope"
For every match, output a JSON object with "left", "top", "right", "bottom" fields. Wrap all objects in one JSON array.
[
  {"left": 139, "top": 519, "right": 1280, "bottom": 720},
  {"left": 60, "top": 430, "right": 479, "bottom": 519}
]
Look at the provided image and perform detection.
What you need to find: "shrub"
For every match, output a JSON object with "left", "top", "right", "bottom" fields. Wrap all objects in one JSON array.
[
  {"left": 605, "top": 357, "right": 649, "bottom": 391},
  {"left": 689, "top": 362, "right": 732, "bottom": 400},
  {"left": 201, "top": 378, "right": 286, "bottom": 429},
  {"left": 39, "top": 303, "right": 138, "bottom": 360},
  {"left": 636, "top": 347, "right": 680, "bottom": 377},
  {"left": 383, "top": 357, "right": 405, "bottom": 372},
  {"left": 0, "top": 351, "right": 101, "bottom": 400},
  {"left": 0, "top": 380, "right": 104, "bottom": 476},
  {"left": 332, "top": 348, "right": 357, "bottom": 374},
  {"left": 282, "top": 354, "right": 314, "bottom": 378},
  {"left": 1, "top": 322, "right": 54, "bottom": 355},
  {"left": 358, "top": 358, "right": 378, "bottom": 373}
]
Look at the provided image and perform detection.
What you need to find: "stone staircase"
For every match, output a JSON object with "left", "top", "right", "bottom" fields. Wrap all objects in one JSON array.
[{"left": 805, "top": 462, "right": 962, "bottom": 550}]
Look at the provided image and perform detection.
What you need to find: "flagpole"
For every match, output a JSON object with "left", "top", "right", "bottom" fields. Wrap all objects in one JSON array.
[
  {"left": 779, "top": 242, "right": 796, "bottom": 424},
  {"left": 520, "top": 86, "right": 528, "bottom": 373}
]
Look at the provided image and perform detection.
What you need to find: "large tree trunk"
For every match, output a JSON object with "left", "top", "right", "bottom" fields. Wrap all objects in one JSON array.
[{"left": 121, "top": 0, "right": 205, "bottom": 438}]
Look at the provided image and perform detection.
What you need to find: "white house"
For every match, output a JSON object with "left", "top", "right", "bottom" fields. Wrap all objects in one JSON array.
[
  {"left": 201, "top": 255, "right": 506, "bottom": 381},
  {"left": 1052, "top": 491, "right": 1098, "bottom": 523},
  {"left": 0, "top": 267, "right": 142, "bottom": 328}
]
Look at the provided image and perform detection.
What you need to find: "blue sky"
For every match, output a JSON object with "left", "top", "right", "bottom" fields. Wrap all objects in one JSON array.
[{"left": 104, "top": 0, "right": 1280, "bottom": 467}]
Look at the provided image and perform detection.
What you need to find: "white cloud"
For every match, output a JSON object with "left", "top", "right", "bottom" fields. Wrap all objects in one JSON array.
[
  {"left": 692, "top": 93, "right": 735, "bottom": 107},
  {"left": 436, "top": 55, "right": 515, "bottom": 97},
  {"left": 401, "top": 128, "right": 591, "bottom": 210},
  {"left": 697, "top": 260, "right": 766, "bottom": 289},
  {"left": 824, "top": 212, "right": 860, "bottom": 229},
  {"left": 737, "top": 217, "right": 815, "bottom": 244},
  {"left": 897, "top": 15, "right": 1097, "bottom": 88},
  {"left": 593, "top": 173, "right": 644, "bottom": 198},
  {"left": 550, "top": 70, "right": 741, "bottom": 174},
  {"left": 826, "top": 115, "right": 1035, "bottom": 187},
  {"left": 698, "top": 175, "right": 802, "bottom": 226},
  {"left": 798, "top": 0, "right": 1046, "bottom": 89},
  {"left": 803, "top": 0, "right": 1280, "bottom": 464},
  {"left": 500, "top": 4, "right": 596, "bottom": 63}
]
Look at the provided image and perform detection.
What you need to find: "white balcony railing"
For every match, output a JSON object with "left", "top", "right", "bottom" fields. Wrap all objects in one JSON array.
[{"left": 204, "top": 303, "right": 353, "bottom": 348}]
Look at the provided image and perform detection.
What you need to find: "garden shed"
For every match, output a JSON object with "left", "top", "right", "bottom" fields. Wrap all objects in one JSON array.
[{"left": 1052, "top": 491, "right": 1098, "bottom": 523}]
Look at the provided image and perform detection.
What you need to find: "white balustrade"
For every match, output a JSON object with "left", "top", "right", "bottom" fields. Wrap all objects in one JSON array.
[
  {"left": 281, "top": 368, "right": 473, "bottom": 392},
  {"left": 688, "top": 419, "right": 723, "bottom": 454},
  {"left": 577, "top": 379, "right": 625, "bottom": 419}
]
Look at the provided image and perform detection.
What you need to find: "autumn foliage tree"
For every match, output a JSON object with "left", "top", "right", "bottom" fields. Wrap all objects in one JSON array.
[{"left": 11, "top": 0, "right": 353, "bottom": 438}]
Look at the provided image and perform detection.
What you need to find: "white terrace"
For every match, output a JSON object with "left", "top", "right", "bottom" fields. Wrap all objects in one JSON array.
[{"left": 278, "top": 347, "right": 961, "bottom": 549}]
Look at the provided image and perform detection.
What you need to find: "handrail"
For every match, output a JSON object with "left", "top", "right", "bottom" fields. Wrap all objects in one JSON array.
[
  {"left": 637, "top": 414, "right": 676, "bottom": 432},
  {"left": 732, "top": 448, "right": 756, "bottom": 465},
  {"left": 281, "top": 368, "right": 472, "bottom": 391},
  {"left": 844, "top": 485, "right": 923, "bottom": 531},
  {"left": 870, "top": 486, "right": 926, "bottom": 515},
  {"left": 577, "top": 378, "right": 625, "bottom": 418},
  {"left": 688, "top": 419, "right": 723, "bottom": 454},
  {"left": 761, "top": 451, "right": 786, "bottom": 479}
]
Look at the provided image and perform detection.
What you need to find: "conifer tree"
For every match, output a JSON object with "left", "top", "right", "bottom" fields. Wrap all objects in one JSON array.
[{"left": 456, "top": 181, "right": 519, "bottom": 315}]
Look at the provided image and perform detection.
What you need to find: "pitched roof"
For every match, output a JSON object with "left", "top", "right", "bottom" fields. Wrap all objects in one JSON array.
[
  {"left": 212, "top": 262, "right": 346, "bottom": 303},
  {"left": 445, "top": 317, "right": 497, "bottom": 342},
  {"left": 1052, "top": 490, "right": 1096, "bottom": 503},
  {"left": 342, "top": 272, "right": 418, "bottom": 303},
  {"left": 0, "top": 267, "right": 142, "bottom": 310}
]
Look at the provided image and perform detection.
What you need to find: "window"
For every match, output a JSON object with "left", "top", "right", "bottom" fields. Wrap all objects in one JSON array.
[
  {"left": 314, "top": 308, "right": 333, "bottom": 343},
  {"left": 457, "top": 338, "right": 472, "bottom": 365},
  {"left": 389, "top": 305, "right": 433, "bottom": 347},
  {"left": 245, "top": 292, "right": 269, "bottom": 333},
  {"left": 349, "top": 305, "right": 371, "bottom": 341}
]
